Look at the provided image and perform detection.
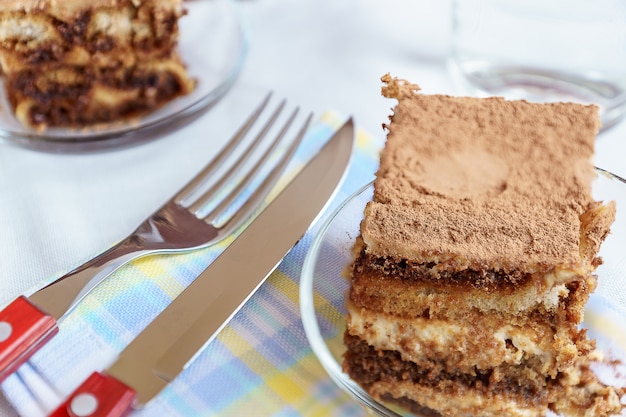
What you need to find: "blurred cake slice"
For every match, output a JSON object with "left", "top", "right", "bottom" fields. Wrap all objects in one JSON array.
[
  {"left": 0, "top": 0, "right": 195, "bottom": 129},
  {"left": 343, "top": 74, "right": 624, "bottom": 416}
]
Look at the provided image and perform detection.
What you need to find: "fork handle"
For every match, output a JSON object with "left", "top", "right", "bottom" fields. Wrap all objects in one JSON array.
[
  {"left": 0, "top": 240, "right": 145, "bottom": 382},
  {"left": 28, "top": 239, "right": 148, "bottom": 320},
  {"left": 0, "top": 296, "right": 58, "bottom": 382}
]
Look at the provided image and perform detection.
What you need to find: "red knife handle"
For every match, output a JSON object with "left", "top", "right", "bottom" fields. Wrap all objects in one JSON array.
[
  {"left": 50, "top": 372, "right": 136, "bottom": 417},
  {"left": 0, "top": 296, "right": 58, "bottom": 382}
]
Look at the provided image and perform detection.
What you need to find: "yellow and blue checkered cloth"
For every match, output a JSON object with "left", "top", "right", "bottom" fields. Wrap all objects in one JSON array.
[{"left": 1, "top": 113, "right": 381, "bottom": 417}]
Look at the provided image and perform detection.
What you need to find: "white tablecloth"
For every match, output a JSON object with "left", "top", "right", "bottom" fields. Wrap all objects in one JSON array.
[{"left": 1, "top": 1, "right": 624, "bottom": 415}]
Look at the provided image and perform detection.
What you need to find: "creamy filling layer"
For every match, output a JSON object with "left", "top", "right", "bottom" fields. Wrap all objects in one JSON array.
[
  {"left": 343, "top": 333, "right": 623, "bottom": 417},
  {"left": 371, "top": 380, "right": 545, "bottom": 417},
  {"left": 346, "top": 301, "right": 561, "bottom": 373},
  {"left": 9, "top": 58, "right": 195, "bottom": 127},
  {"left": 350, "top": 258, "right": 592, "bottom": 323},
  {"left": 0, "top": 6, "right": 180, "bottom": 59},
  {"left": 0, "top": 0, "right": 183, "bottom": 20}
]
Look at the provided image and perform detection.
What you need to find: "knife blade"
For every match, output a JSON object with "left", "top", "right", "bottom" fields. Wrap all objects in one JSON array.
[{"left": 49, "top": 119, "right": 354, "bottom": 417}]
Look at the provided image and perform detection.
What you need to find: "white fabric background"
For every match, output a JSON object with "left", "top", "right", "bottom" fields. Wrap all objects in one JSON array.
[{"left": 1, "top": 0, "right": 625, "bottom": 415}]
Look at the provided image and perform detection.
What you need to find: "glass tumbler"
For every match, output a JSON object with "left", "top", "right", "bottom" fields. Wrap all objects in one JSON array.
[{"left": 448, "top": 0, "right": 626, "bottom": 130}]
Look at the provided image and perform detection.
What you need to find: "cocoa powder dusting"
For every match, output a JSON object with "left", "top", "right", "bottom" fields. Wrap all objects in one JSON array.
[{"left": 366, "top": 75, "right": 609, "bottom": 273}]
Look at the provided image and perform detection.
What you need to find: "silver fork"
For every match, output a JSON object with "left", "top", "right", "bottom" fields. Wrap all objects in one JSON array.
[
  {"left": 0, "top": 94, "right": 312, "bottom": 382},
  {"left": 28, "top": 94, "right": 312, "bottom": 320}
]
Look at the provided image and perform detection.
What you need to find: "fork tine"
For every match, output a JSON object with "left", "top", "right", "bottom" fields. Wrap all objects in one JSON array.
[
  {"left": 198, "top": 106, "right": 299, "bottom": 220},
  {"left": 202, "top": 108, "right": 311, "bottom": 229},
  {"left": 210, "top": 112, "right": 313, "bottom": 233},
  {"left": 186, "top": 99, "right": 287, "bottom": 213},
  {"left": 173, "top": 92, "right": 272, "bottom": 204}
]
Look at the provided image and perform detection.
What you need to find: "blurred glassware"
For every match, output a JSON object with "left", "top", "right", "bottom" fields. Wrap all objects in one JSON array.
[{"left": 448, "top": 0, "right": 626, "bottom": 130}]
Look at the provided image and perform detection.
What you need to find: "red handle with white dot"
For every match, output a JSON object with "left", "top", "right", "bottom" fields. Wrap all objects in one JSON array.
[
  {"left": 49, "top": 372, "right": 136, "bottom": 417},
  {"left": 0, "top": 296, "right": 58, "bottom": 382}
]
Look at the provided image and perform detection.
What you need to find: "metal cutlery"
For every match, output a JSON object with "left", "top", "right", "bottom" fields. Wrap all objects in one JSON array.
[
  {"left": 49, "top": 117, "right": 354, "bottom": 417},
  {"left": 0, "top": 94, "right": 311, "bottom": 382}
]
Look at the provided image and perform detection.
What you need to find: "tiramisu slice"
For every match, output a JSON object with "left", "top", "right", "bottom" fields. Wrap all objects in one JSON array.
[
  {"left": 0, "top": 0, "right": 195, "bottom": 129},
  {"left": 343, "top": 75, "right": 625, "bottom": 416}
]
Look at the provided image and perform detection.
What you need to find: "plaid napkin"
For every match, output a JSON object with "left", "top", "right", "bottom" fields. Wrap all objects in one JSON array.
[{"left": 1, "top": 112, "right": 381, "bottom": 417}]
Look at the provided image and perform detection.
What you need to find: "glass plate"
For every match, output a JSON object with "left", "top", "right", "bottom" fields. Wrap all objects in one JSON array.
[
  {"left": 300, "top": 172, "right": 626, "bottom": 417},
  {"left": 0, "top": 0, "right": 247, "bottom": 151}
]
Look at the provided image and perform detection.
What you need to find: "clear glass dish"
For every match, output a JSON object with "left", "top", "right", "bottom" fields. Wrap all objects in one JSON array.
[
  {"left": 0, "top": 0, "right": 247, "bottom": 151},
  {"left": 300, "top": 172, "right": 626, "bottom": 417}
]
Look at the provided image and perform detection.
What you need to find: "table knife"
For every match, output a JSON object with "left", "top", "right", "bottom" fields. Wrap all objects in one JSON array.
[{"left": 48, "top": 119, "right": 353, "bottom": 417}]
